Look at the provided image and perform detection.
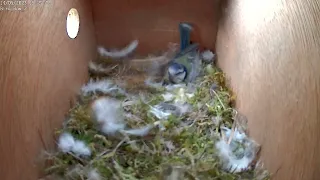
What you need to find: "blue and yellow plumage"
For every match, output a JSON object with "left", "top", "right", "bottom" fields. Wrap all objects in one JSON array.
[{"left": 163, "top": 23, "right": 200, "bottom": 85}]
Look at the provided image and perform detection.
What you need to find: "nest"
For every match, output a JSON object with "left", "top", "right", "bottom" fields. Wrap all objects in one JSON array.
[{"left": 41, "top": 54, "right": 270, "bottom": 180}]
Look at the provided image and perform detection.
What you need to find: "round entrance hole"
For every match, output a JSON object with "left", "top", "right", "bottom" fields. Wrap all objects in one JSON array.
[{"left": 66, "top": 8, "right": 80, "bottom": 39}]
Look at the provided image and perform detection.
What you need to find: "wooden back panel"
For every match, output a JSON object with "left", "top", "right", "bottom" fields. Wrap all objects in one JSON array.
[{"left": 91, "top": 0, "right": 221, "bottom": 55}]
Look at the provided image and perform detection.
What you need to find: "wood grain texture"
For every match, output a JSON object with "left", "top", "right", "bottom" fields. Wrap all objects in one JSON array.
[
  {"left": 0, "top": 1, "right": 96, "bottom": 179},
  {"left": 216, "top": 0, "right": 320, "bottom": 179},
  {"left": 91, "top": 0, "right": 220, "bottom": 55}
]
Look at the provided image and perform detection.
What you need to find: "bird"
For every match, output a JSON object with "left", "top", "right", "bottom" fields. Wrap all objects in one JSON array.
[{"left": 163, "top": 22, "right": 200, "bottom": 85}]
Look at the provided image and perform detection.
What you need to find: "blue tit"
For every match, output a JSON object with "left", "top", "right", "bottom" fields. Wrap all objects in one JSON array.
[
  {"left": 163, "top": 22, "right": 200, "bottom": 85},
  {"left": 164, "top": 43, "right": 200, "bottom": 84},
  {"left": 167, "top": 62, "right": 188, "bottom": 84}
]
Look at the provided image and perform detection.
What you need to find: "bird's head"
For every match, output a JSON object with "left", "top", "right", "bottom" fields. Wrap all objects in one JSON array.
[{"left": 167, "top": 63, "right": 187, "bottom": 84}]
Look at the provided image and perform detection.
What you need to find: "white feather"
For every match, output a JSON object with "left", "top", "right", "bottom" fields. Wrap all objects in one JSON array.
[
  {"left": 165, "top": 84, "right": 186, "bottom": 91},
  {"left": 215, "top": 127, "right": 258, "bottom": 173},
  {"left": 215, "top": 140, "right": 253, "bottom": 173},
  {"left": 81, "top": 79, "right": 125, "bottom": 96},
  {"left": 58, "top": 133, "right": 91, "bottom": 157},
  {"left": 122, "top": 124, "right": 154, "bottom": 136},
  {"left": 149, "top": 102, "right": 191, "bottom": 122},
  {"left": 91, "top": 97, "right": 126, "bottom": 135},
  {"left": 58, "top": 133, "right": 75, "bottom": 153},
  {"left": 201, "top": 50, "right": 215, "bottom": 63},
  {"left": 221, "top": 127, "right": 246, "bottom": 142},
  {"left": 88, "top": 61, "right": 108, "bottom": 73},
  {"left": 97, "top": 40, "right": 139, "bottom": 59},
  {"left": 162, "top": 92, "right": 174, "bottom": 102},
  {"left": 101, "top": 122, "right": 125, "bottom": 136},
  {"left": 174, "top": 88, "right": 188, "bottom": 103},
  {"left": 149, "top": 105, "right": 171, "bottom": 120},
  {"left": 72, "top": 140, "right": 91, "bottom": 156},
  {"left": 174, "top": 102, "right": 191, "bottom": 115}
]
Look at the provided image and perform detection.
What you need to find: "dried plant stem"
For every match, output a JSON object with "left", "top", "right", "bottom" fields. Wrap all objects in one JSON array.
[{"left": 210, "top": 89, "right": 226, "bottom": 110}]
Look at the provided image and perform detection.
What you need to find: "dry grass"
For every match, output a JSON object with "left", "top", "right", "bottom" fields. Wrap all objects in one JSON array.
[{"left": 41, "top": 57, "right": 270, "bottom": 180}]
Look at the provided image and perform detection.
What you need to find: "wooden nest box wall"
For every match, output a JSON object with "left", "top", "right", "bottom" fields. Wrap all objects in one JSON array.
[{"left": 0, "top": 0, "right": 319, "bottom": 180}]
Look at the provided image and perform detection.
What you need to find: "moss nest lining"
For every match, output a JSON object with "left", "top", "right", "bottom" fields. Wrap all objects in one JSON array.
[{"left": 42, "top": 55, "right": 270, "bottom": 180}]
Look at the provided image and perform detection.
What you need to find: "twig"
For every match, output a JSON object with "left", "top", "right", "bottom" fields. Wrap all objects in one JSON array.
[
  {"left": 67, "top": 152, "right": 86, "bottom": 164},
  {"left": 210, "top": 89, "right": 226, "bottom": 110},
  {"left": 87, "top": 137, "right": 128, "bottom": 170},
  {"left": 227, "top": 121, "right": 236, "bottom": 145},
  {"left": 220, "top": 126, "right": 227, "bottom": 142},
  {"left": 188, "top": 111, "right": 204, "bottom": 127}
]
